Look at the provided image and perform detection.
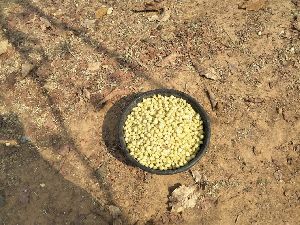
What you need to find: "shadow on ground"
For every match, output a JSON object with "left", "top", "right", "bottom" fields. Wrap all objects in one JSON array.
[
  {"left": 102, "top": 93, "right": 140, "bottom": 165},
  {"left": 0, "top": 113, "right": 123, "bottom": 225},
  {"left": 0, "top": 0, "right": 164, "bottom": 197},
  {"left": 0, "top": 1, "right": 163, "bottom": 223},
  {"left": 0, "top": 1, "right": 150, "bottom": 221}
]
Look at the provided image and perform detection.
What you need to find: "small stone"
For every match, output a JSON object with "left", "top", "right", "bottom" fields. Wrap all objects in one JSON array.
[
  {"left": 5, "top": 142, "right": 10, "bottom": 147},
  {"left": 21, "top": 63, "right": 34, "bottom": 76},
  {"left": 20, "top": 136, "right": 30, "bottom": 143},
  {"left": 191, "top": 60, "right": 220, "bottom": 80},
  {"left": 40, "top": 183, "right": 46, "bottom": 188},
  {"left": 57, "top": 144, "right": 71, "bottom": 155},
  {"left": 107, "top": 7, "right": 113, "bottom": 15},
  {"left": 279, "top": 30, "right": 285, "bottom": 35},
  {"left": 290, "top": 47, "right": 295, "bottom": 53},
  {"left": 88, "top": 62, "right": 101, "bottom": 71},
  {"left": 258, "top": 31, "right": 262, "bottom": 36},
  {"left": 82, "top": 19, "right": 95, "bottom": 29},
  {"left": 191, "top": 170, "right": 202, "bottom": 183},
  {"left": 161, "top": 32, "right": 175, "bottom": 41},
  {"left": 274, "top": 170, "right": 283, "bottom": 182},
  {"left": 95, "top": 6, "right": 108, "bottom": 19},
  {"left": 160, "top": 8, "right": 171, "bottom": 22},
  {"left": 40, "top": 17, "right": 51, "bottom": 31}
]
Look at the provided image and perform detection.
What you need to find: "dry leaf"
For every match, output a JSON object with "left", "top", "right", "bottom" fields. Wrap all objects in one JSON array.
[
  {"left": 169, "top": 185, "right": 200, "bottom": 213},
  {"left": 198, "top": 197, "right": 214, "bottom": 211},
  {"left": 40, "top": 17, "right": 51, "bottom": 31},
  {"left": 191, "top": 170, "right": 202, "bottom": 183},
  {"left": 82, "top": 88, "right": 91, "bottom": 100},
  {"left": 87, "top": 62, "right": 101, "bottom": 71},
  {"left": 21, "top": 63, "right": 34, "bottom": 76},
  {"left": 192, "top": 60, "right": 219, "bottom": 80},
  {"left": 191, "top": 171, "right": 208, "bottom": 190},
  {"left": 95, "top": 6, "right": 108, "bottom": 19},
  {"left": 0, "top": 40, "right": 9, "bottom": 55},
  {"left": 56, "top": 144, "right": 71, "bottom": 155},
  {"left": 203, "top": 68, "right": 219, "bottom": 80},
  {"left": 239, "top": 0, "right": 267, "bottom": 11},
  {"left": 206, "top": 89, "right": 218, "bottom": 111},
  {"left": 82, "top": 19, "right": 96, "bottom": 29}
]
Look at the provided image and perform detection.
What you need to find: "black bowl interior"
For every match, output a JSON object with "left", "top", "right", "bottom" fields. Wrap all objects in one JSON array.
[{"left": 119, "top": 89, "right": 211, "bottom": 175}]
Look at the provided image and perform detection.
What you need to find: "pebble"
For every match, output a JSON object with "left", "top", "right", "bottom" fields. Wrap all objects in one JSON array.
[
  {"left": 87, "top": 62, "right": 101, "bottom": 71},
  {"left": 95, "top": 6, "right": 108, "bottom": 19},
  {"left": 21, "top": 63, "right": 34, "bottom": 76},
  {"left": 107, "top": 7, "right": 113, "bottom": 15},
  {"left": 40, "top": 183, "right": 46, "bottom": 188},
  {"left": 290, "top": 47, "right": 295, "bottom": 53},
  {"left": 20, "top": 136, "right": 30, "bottom": 143}
]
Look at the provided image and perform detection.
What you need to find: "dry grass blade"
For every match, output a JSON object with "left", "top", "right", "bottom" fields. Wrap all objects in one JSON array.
[
  {"left": 169, "top": 185, "right": 200, "bottom": 213},
  {"left": 206, "top": 89, "right": 218, "bottom": 110}
]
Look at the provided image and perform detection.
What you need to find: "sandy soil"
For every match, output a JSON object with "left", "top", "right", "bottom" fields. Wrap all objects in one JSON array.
[{"left": 0, "top": 0, "right": 300, "bottom": 224}]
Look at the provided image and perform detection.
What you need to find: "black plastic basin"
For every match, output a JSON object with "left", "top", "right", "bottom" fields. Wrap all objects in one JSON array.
[{"left": 119, "top": 89, "right": 211, "bottom": 175}]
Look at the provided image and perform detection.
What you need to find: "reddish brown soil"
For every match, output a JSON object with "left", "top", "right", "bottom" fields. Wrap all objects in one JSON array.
[{"left": 0, "top": 0, "right": 300, "bottom": 224}]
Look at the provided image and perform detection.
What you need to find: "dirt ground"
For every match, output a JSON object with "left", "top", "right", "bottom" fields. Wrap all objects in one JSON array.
[{"left": 0, "top": 0, "right": 300, "bottom": 224}]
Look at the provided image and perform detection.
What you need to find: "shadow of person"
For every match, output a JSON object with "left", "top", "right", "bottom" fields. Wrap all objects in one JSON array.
[
  {"left": 102, "top": 93, "right": 140, "bottom": 166},
  {"left": 0, "top": 113, "right": 118, "bottom": 225}
]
